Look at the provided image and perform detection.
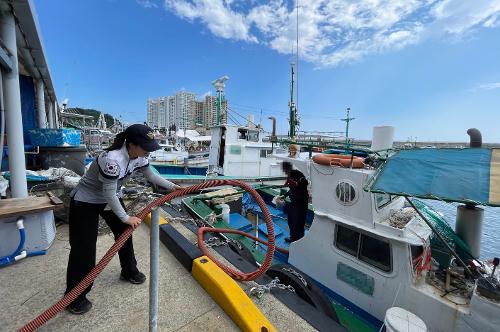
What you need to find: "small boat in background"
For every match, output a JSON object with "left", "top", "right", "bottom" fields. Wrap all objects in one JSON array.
[{"left": 149, "top": 143, "right": 188, "bottom": 163}]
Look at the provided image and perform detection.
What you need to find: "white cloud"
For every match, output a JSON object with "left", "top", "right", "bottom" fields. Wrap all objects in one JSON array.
[
  {"left": 161, "top": 0, "right": 500, "bottom": 67},
  {"left": 477, "top": 82, "right": 500, "bottom": 90},
  {"left": 430, "top": 0, "right": 500, "bottom": 34},
  {"left": 137, "top": 0, "right": 158, "bottom": 8},
  {"left": 165, "top": 0, "right": 257, "bottom": 42}
]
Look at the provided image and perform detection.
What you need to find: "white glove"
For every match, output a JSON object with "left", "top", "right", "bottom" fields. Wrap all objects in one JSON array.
[{"left": 272, "top": 195, "right": 285, "bottom": 208}]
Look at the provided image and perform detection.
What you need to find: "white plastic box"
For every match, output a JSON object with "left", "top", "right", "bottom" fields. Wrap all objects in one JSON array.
[{"left": 0, "top": 210, "right": 56, "bottom": 257}]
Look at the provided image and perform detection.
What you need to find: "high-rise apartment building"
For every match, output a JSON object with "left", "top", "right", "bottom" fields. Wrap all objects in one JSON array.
[
  {"left": 147, "top": 90, "right": 227, "bottom": 130},
  {"left": 175, "top": 91, "right": 196, "bottom": 129},
  {"left": 167, "top": 96, "right": 175, "bottom": 129},
  {"left": 193, "top": 100, "right": 204, "bottom": 127},
  {"left": 203, "top": 95, "right": 227, "bottom": 128},
  {"left": 147, "top": 98, "right": 159, "bottom": 128},
  {"left": 147, "top": 97, "right": 170, "bottom": 129}
]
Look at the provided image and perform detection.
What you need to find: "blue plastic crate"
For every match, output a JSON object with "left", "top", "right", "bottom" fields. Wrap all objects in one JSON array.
[{"left": 28, "top": 128, "right": 81, "bottom": 147}]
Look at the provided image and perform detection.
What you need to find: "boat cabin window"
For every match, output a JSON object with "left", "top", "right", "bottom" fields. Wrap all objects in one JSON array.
[
  {"left": 375, "top": 193, "right": 394, "bottom": 209},
  {"left": 335, "top": 225, "right": 392, "bottom": 272},
  {"left": 237, "top": 128, "right": 248, "bottom": 140},
  {"left": 237, "top": 128, "right": 259, "bottom": 142},
  {"left": 260, "top": 149, "right": 273, "bottom": 158},
  {"left": 335, "top": 182, "right": 357, "bottom": 205},
  {"left": 336, "top": 226, "right": 360, "bottom": 256},
  {"left": 164, "top": 147, "right": 172, "bottom": 152},
  {"left": 359, "top": 234, "right": 391, "bottom": 272},
  {"left": 247, "top": 130, "right": 259, "bottom": 142},
  {"left": 410, "top": 245, "right": 423, "bottom": 260}
]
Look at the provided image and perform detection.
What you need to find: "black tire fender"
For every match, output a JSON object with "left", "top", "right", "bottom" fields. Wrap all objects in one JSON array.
[
  {"left": 267, "top": 263, "right": 340, "bottom": 323},
  {"left": 228, "top": 239, "right": 258, "bottom": 267}
]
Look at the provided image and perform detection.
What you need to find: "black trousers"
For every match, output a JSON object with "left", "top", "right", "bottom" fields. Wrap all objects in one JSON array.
[
  {"left": 65, "top": 198, "right": 138, "bottom": 302},
  {"left": 287, "top": 202, "right": 308, "bottom": 242}
]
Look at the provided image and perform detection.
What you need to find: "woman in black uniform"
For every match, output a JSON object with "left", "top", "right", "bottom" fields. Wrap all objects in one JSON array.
[
  {"left": 281, "top": 161, "right": 309, "bottom": 242},
  {"left": 66, "top": 124, "right": 179, "bottom": 314}
]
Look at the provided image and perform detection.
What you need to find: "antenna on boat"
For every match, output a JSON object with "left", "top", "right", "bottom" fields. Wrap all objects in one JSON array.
[
  {"left": 288, "top": 62, "right": 298, "bottom": 139},
  {"left": 340, "top": 107, "right": 355, "bottom": 149},
  {"left": 288, "top": 1, "right": 300, "bottom": 140},
  {"left": 295, "top": 0, "right": 299, "bottom": 129}
]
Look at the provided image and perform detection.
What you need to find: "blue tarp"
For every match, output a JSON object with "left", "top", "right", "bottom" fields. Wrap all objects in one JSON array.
[{"left": 369, "top": 148, "right": 499, "bottom": 206}]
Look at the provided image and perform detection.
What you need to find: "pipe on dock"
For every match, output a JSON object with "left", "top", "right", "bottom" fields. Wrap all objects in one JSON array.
[
  {"left": 149, "top": 208, "right": 160, "bottom": 332},
  {"left": 268, "top": 116, "right": 277, "bottom": 142},
  {"left": 0, "top": 7, "right": 28, "bottom": 198},
  {"left": 455, "top": 205, "right": 483, "bottom": 259},
  {"left": 53, "top": 100, "right": 59, "bottom": 128},
  {"left": 36, "top": 78, "right": 47, "bottom": 128},
  {"left": 467, "top": 128, "right": 482, "bottom": 148},
  {"left": 47, "top": 99, "right": 54, "bottom": 128},
  {"left": 0, "top": 69, "right": 5, "bottom": 176}
]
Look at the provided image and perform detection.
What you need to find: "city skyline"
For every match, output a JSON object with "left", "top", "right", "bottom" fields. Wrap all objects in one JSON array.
[
  {"left": 147, "top": 90, "right": 228, "bottom": 130},
  {"left": 34, "top": 0, "right": 500, "bottom": 142}
]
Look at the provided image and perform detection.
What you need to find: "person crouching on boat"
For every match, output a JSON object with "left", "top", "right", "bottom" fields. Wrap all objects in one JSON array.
[
  {"left": 281, "top": 161, "right": 309, "bottom": 242},
  {"left": 65, "top": 124, "right": 180, "bottom": 315}
]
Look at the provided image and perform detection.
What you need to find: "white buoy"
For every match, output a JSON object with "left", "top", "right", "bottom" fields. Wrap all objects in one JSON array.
[
  {"left": 384, "top": 307, "right": 427, "bottom": 332},
  {"left": 456, "top": 205, "right": 484, "bottom": 259},
  {"left": 371, "top": 126, "right": 395, "bottom": 152}
]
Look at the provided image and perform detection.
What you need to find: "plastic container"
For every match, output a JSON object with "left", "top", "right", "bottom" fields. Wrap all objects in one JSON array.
[
  {"left": 29, "top": 128, "right": 81, "bottom": 147},
  {"left": 220, "top": 203, "right": 230, "bottom": 224},
  {"left": 0, "top": 210, "right": 55, "bottom": 257},
  {"left": 384, "top": 307, "right": 426, "bottom": 332},
  {"left": 38, "top": 146, "right": 87, "bottom": 176}
]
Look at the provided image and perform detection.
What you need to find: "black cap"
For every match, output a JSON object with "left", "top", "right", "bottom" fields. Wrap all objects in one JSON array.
[{"left": 124, "top": 124, "right": 161, "bottom": 152}]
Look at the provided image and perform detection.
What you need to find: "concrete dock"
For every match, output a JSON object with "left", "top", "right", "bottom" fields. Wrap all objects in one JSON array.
[{"left": 0, "top": 221, "right": 316, "bottom": 331}]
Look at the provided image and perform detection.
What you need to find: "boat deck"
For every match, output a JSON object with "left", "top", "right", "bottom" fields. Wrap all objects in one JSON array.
[{"left": 0, "top": 220, "right": 316, "bottom": 331}]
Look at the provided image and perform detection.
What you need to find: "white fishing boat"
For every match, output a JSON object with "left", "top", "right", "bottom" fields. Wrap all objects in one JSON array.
[
  {"left": 181, "top": 126, "right": 500, "bottom": 332},
  {"left": 148, "top": 143, "right": 188, "bottom": 162},
  {"left": 207, "top": 123, "right": 286, "bottom": 178},
  {"left": 286, "top": 130, "right": 500, "bottom": 331}
]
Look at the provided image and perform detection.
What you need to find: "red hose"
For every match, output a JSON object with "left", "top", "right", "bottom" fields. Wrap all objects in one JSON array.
[
  {"left": 207, "top": 228, "right": 289, "bottom": 255},
  {"left": 18, "top": 179, "right": 275, "bottom": 332}
]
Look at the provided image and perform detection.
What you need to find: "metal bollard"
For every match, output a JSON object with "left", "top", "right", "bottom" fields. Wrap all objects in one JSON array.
[{"left": 149, "top": 208, "right": 160, "bottom": 332}]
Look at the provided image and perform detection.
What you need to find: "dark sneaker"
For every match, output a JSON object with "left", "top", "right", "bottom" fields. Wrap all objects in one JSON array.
[
  {"left": 67, "top": 297, "right": 92, "bottom": 315},
  {"left": 120, "top": 271, "right": 146, "bottom": 284}
]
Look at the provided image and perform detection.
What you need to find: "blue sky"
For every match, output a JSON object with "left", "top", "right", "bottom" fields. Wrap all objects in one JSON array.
[{"left": 34, "top": 0, "right": 500, "bottom": 142}]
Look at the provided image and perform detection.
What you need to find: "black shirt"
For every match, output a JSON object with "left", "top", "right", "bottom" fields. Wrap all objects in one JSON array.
[{"left": 284, "top": 169, "right": 309, "bottom": 204}]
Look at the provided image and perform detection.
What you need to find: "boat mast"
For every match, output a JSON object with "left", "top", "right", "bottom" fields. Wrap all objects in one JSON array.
[
  {"left": 288, "top": 1, "right": 300, "bottom": 140},
  {"left": 288, "top": 63, "right": 298, "bottom": 139},
  {"left": 340, "top": 107, "right": 355, "bottom": 149}
]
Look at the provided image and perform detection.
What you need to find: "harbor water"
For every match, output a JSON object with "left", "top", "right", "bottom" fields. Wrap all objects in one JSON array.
[{"left": 424, "top": 200, "right": 500, "bottom": 259}]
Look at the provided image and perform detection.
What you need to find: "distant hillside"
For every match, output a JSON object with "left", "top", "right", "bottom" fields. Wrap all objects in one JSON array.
[{"left": 66, "top": 107, "right": 119, "bottom": 128}]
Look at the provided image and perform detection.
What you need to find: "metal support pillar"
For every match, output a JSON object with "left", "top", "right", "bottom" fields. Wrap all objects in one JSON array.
[
  {"left": 149, "top": 208, "right": 160, "bottom": 332},
  {"left": 47, "top": 99, "right": 54, "bottom": 128},
  {"left": 36, "top": 79, "right": 46, "bottom": 128},
  {"left": 53, "top": 100, "right": 59, "bottom": 128},
  {"left": 0, "top": 9, "right": 28, "bottom": 198}
]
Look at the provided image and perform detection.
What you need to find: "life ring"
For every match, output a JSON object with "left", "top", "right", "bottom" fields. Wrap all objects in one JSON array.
[{"left": 312, "top": 153, "right": 364, "bottom": 168}]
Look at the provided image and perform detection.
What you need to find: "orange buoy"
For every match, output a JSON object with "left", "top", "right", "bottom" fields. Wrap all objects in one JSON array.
[{"left": 312, "top": 153, "right": 365, "bottom": 168}]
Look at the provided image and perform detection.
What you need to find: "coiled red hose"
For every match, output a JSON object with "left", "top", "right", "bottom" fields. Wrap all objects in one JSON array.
[{"left": 19, "top": 179, "right": 275, "bottom": 332}]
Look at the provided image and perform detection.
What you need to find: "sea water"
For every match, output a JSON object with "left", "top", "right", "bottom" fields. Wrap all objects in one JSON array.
[{"left": 424, "top": 200, "right": 500, "bottom": 259}]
